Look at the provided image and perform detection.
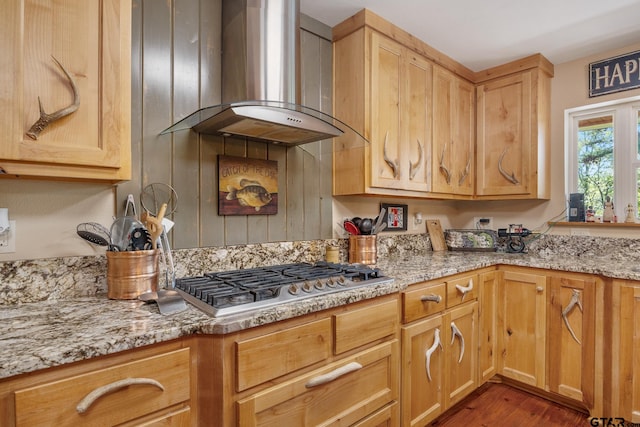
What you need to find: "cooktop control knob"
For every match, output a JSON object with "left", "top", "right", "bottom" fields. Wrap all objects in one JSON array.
[
  {"left": 326, "top": 277, "right": 336, "bottom": 288},
  {"left": 302, "top": 281, "right": 314, "bottom": 293},
  {"left": 288, "top": 284, "right": 300, "bottom": 295},
  {"left": 338, "top": 276, "right": 346, "bottom": 285},
  {"left": 314, "top": 279, "right": 325, "bottom": 290}
]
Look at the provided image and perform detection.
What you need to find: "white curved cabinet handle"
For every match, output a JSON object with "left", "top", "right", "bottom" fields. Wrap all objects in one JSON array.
[
  {"left": 450, "top": 321, "right": 465, "bottom": 363},
  {"left": 76, "top": 378, "right": 165, "bottom": 414},
  {"left": 425, "top": 328, "right": 443, "bottom": 382},
  {"left": 305, "top": 362, "right": 363, "bottom": 388},
  {"left": 562, "top": 289, "right": 583, "bottom": 345},
  {"left": 455, "top": 279, "right": 474, "bottom": 301}
]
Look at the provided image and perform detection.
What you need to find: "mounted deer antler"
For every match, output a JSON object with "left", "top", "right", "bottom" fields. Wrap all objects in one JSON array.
[
  {"left": 498, "top": 147, "right": 520, "bottom": 184},
  {"left": 409, "top": 139, "right": 423, "bottom": 180},
  {"left": 382, "top": 131, "right": 400, "bottom": 179},
  {"left": 26, "top": 56, "right": 80, "bottom": 140},
  {"left": 439, "top": 144, "right": 451, "bottom": 184}
]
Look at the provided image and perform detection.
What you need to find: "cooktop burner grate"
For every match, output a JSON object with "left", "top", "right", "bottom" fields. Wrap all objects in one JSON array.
[{"left": 174, "top": 262, "right": 392, "bottom": 317}]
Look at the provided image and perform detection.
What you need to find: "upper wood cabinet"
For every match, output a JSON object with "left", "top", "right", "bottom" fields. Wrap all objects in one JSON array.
[
  {"left": 0, "top": 0, "right": 131, "bottom": 182},
  {"left": 432, "top": 65, "right": 475, "bottom": 197},
  {"left": 332, "top": 10, "right": 552, "bottom": 200},
  {"left": 333, "top": 27, "right": 432, "bottom": 197},
  {"left": 475, "top": 55, "right": 553, "bottom": 199}
]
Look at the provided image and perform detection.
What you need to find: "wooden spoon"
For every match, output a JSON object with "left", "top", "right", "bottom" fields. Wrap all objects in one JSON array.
[{"left": 141, "top": 203, "right": 167, "bottom": 249}]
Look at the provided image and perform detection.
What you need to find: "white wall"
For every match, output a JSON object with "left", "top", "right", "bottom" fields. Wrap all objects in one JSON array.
[{"left": 0, "top": 181, "right": 116, "bottom": 261}]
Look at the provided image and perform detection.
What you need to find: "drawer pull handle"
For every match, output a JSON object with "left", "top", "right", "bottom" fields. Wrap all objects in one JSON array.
[
  {"left": 562, "top": 289, "right": 583, "bottom": 345},
  {"left": 455, "top": 279, "right": 474, "bottom": 301},
  {"left": 420, "top": 294, "right": 442, "bottom": 303},
  {"left": 425, "top": 328, "right": 442, "bottom": 382},
  {"left": 76, "top": 378, "right": 165, "bottom": 413},
  {"left": 305, "top": 362, "right": 363, "bottom": 388},
  {"left": 450, "top": 321, "right": 465, "bottom": 363}
]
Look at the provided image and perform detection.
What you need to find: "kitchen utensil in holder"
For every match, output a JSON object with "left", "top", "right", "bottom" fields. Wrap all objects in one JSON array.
[
  {"left": 106, "top": 249, "right": 160, "bottom": 299},
  {"left": 348, "top": 235, "right": 377, "bottom": 265}
]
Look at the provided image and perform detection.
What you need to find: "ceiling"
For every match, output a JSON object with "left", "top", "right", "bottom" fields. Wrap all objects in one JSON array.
[{"left": 300, "top": 0, "right": 640, "bottom": 71}]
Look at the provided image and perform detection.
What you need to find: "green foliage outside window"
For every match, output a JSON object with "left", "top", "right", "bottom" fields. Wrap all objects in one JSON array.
[{"left": 577, "top": 126, "right": 613, "bottom": 216}]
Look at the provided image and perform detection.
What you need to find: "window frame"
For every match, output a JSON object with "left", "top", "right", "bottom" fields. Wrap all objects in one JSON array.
[{"left": 565, "top": 95, "right": 640, "bottom": 218}]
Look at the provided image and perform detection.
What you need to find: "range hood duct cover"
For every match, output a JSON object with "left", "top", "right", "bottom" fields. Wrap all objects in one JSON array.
[{"left": 162, "top": 0, "right": 350, "bottom": 145}]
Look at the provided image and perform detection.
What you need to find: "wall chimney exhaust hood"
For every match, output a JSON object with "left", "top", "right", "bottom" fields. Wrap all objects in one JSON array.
[{"left": 161, "top": 0, "right": 362, "bottom": 147}]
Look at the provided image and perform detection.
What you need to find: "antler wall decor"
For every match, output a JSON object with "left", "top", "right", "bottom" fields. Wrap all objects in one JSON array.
[{"left": 26, "top": 56, "right": 80, "bottom": 140}]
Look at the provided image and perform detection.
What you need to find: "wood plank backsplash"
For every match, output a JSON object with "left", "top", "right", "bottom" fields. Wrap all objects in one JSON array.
[{"left": 118, "top": 0, "right": 334, "bottom": 249}]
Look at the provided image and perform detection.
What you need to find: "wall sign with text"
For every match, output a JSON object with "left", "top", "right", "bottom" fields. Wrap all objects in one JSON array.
[{"left": 589, "top": 50, "right": 640, "bottom": 97}]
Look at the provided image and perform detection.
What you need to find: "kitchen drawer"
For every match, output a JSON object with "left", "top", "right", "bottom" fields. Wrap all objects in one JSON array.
[
  {"left": 236, "top": 318, "right": 332, "bottom": 391},
  {"left": 334, "top": 299, "right": 398, "bottom": 354},
  {"left": 446, "top": 274, "right": 478, "bottom": 308},
  {"left": 14, "top": 348, "right": 190, "bottom": 427},
  {"left": 351, "top": 401, "right": 398, "bottom": 427},
  {"left": 402, "top": 282, "right": 446, "bottom": 323},
  {"left": 237, "top": 341, "right": 398, "bottom": 427}
]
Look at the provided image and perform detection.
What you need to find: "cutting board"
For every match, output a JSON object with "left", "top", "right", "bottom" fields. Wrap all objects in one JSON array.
[{"left": 426, "top": 219, "right": 447, "bottom": 252}]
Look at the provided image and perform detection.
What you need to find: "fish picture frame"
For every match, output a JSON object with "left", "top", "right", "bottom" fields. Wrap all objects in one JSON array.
[{"left": 218, "top": 155, "right": 278, "bottom": 215}]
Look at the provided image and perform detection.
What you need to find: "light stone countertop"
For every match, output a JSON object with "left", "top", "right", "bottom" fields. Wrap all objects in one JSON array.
[{"left": 2, "top": 248, "right": 640, "bottom": 380}]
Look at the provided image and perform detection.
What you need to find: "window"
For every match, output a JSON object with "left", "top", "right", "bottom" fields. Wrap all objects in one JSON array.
[{"left": 566, "top": 96, "right": 640, "bottom": 220}]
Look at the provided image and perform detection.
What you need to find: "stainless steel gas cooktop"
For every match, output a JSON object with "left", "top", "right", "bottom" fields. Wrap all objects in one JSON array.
[{"left": 174, "top": 262, "right": 393, "bottom": 317}]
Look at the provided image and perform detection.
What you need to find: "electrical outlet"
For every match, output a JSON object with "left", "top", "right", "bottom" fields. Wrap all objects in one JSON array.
[
  {"left": 473, "top": 217, "right": 493, "bottom": 230},
  {"left": 0, "top": 221, "right": 16, "bottom": 253},
  {"left": 570, "top": 228, "right": 591, "bottom": 236}
]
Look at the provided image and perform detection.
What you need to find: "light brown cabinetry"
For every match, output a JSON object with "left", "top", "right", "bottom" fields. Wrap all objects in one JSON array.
[
  {"left": 333, "top": 26, "right": 431, "bottom": 196},
  {"left": 609, "top": 279, "right": 640, "bottom": 423},
  {"left": 478, "top": 270, "right": 498, "bottom": 384},
  {"left": 0, "top": 340, "right": 194, "bottom": 427},
  {"left": 498, "top": 268, "right": 547, "bottom": 388},
  {"left": 204, "top": 295, "right": 400, "bottom": 426},
  {"left": 547, "top": 272, "right": 600, "bottom": 408},
  {"left": 401, "top": 273, "right": 479, "bottom": 427},
  {"left": 432, "top": 66, "right": 475, "bottom": 197},
  {"left": 0, "top": 0, "right": 131, "bottom": 182},
  {"left": 475, "top": 55, "right": 552, "bottom": 199}
]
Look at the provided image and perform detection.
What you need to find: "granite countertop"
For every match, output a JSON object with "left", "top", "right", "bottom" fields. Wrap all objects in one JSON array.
[{"left": 2, "top": 248, "right": 640, "bottom": 381}]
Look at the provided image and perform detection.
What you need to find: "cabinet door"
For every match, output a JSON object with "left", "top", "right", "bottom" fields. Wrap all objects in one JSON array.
[
  {"left": 548, "top": 274, "right": 597, "bottom": 406},
  {"left": 476, "top": 71, "right": 532, "bottom": 196},
  {"left": 0, "top": 0, "right": 131, "bottom": 181},
  {"left": 478, "top": 271, "right": 498, "bottom": 384},
  {"left": 498, "top": 270, "right": 546, "bottom": 387},
  {"left": 370, "top": 32, "right": 403, "bottom": 190},
  {"left": 432, "top": 66, "right": 474, "bottom": 196},
  {"left": 401, "top": 315, "right": 445, "bottom": 427},
  {"left": 611, "top": 281, "right": 640, "bottom": 422},
  {"left": 403, "top": 51, "right": 432, "bottom": 192},
  {"left": 444, "top": 301, "right": 478, "bottom": 408}
]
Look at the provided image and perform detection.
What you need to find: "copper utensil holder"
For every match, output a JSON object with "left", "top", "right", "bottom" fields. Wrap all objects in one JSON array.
[
  {"left": 348, "top": 235, "right": 377, "bottom": 265},
  {"left": 106, "top": 250, "right": 160, "bottom": 299}
]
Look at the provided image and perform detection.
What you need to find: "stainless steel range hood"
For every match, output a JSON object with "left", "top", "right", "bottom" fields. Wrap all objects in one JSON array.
[{"left": 161, "top": 0, "right": 349, "bottom": 146}]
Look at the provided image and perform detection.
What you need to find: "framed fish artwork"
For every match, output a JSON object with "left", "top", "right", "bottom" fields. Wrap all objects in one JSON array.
[{"left": 218, "top": 155, "right": 278, "bottom": 215}]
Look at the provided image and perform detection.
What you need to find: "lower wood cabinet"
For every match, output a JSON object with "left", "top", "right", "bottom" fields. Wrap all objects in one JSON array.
[
  {"left": 237, "top": 341, "right": 397, "bottom": 426},
  {"left": 199, "top": 295, "right": 400, "bottom": 427},
  {"left": 400, "top": 273, "right": 479, "bottom": 427},
  {"left": 609, "top": 279, "right": 640, "bottom": 423},
  {"left": 478, "top": 270, "right": 498, "bottom": 384},
  {"left": 498, "top": 268, "right": 547, "bottom": 388},
  {"left": 547, "top": 272, "right": 601, "bottom": 410},
  {"left": 0, "top": 339, "right": 195, "bottom": 427}
]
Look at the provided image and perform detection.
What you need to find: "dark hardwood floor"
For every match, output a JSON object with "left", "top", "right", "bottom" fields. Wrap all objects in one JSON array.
[{"left": 429, "top": 382, "right": 591, "bottom": 427}]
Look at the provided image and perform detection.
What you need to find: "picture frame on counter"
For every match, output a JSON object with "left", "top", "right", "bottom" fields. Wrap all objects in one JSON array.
[{"left": 380, "top": 203, "right": 408, "bottom": 231}]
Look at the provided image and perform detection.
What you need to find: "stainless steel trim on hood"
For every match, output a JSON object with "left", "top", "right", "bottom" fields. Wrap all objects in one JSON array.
[
  {"left": 161, "top": 100, "right": 344, "bottom": 145},
  {"left": 161, "top": 0, "right": 363, "bottom": 146}
]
